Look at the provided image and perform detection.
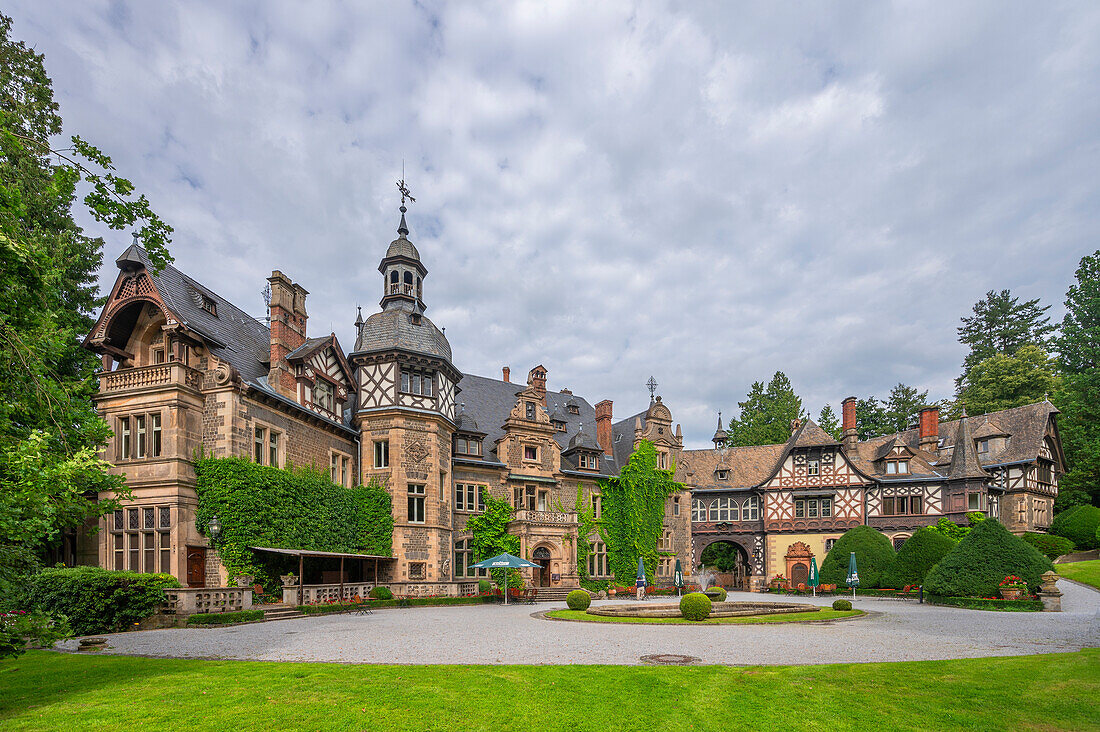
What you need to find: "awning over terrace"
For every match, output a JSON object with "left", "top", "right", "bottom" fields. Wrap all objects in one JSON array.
[{"left": 250, "top": 547, "right": 395, "bottom": 604}]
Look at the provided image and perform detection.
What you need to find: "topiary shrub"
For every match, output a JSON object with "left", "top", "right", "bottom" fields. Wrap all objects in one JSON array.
[
  {"left": 819, "top": 526, "right": 897, "bottom": 588},
  {"left": 925, "top": 519, "right": 1054, "bottom": 598},
  {"left": 1050, "top": 505, "right": 1100, "bottom": 551},
  {"left": 832, "top": 599, "right": 852, "bottom": 611},
  {"left": 369, "top": 586, "right": 393, "bottom": 600},
  {"left": 705, "top": 586, "right": 728, "bottom": 602},
  {"left": 1021, "top": 532, "right": 1075, "bottom": 561},
  {"left": 478, "top": 579, "right": 492, "bottom": 594},
  {"left": 26, "top": 567, "right": 180, "bottom": 635},
  {"left": 566, "top": 589, "right": 591, "bottom": 611},
  {"left": 679, "top": 592, "right": 712, "bottom": 621},
  {"left": 882, "top": 527, "right": 957, "bottom": 588}
]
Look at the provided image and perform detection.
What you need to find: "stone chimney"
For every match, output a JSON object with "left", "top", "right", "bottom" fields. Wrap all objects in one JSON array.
[
  {"left": 267, "top": 271, "right": 308, "bottom": 398},
  {"left": 595, "top": 399, "right": 613, "bottom": 456},
  {"left": 502, "top": 366, "right": 510, "bottom": 383},
  {"left": 790, "top": 418, "right": 803, "bottom": 436},
  {"left": 527, "top": 365, "right": 547, "bottom": 406},
  {"left": 841, "top": 396, "right": 858, "bottom": 452},
  {"left": 919, "top": 406, "right": 940, "bottom": 454}
]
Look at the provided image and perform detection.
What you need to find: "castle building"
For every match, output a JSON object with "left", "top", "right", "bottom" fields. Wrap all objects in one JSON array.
[{"left": 78, "top": 207, "right": 1065, "bottom": 594}]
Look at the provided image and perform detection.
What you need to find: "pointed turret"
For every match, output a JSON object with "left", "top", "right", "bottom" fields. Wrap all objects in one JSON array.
[
  {"left": 712, "top": 411, "right": 728, "bottom": 448},
  {"left": 948, "top": 409, "right": 989, "bottom": 480}
]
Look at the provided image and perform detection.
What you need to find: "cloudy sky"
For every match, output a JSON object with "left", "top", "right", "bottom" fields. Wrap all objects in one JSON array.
[{"left": 10, "top": 1, "right": 1100, "bottom": 447}]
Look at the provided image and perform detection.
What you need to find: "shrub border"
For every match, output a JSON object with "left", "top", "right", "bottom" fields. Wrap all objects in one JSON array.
[
  {"left": 926, "top": 595, "right": 1043, "bottom": 612},
  {"left": 186, "top": 609, "right": 265, "bottom": 626},
  {"left": 534, "top": 608, "right": 871, "bottom": 625},
  {"left": 298, "top": 596, "right": 496, "bottom": 614}
]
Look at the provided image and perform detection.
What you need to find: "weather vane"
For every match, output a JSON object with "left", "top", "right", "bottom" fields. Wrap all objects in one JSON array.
[
  {"left": 396, "top": 160, "right": 415, "bottom": 208},
  {"left": 646, "top": 375, "right": 658, "bottom": 402}
]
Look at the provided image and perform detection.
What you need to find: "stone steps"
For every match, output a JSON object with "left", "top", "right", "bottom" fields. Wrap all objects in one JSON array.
[{"left": 260, "top": 604, "right": 304, "bottom": 621}]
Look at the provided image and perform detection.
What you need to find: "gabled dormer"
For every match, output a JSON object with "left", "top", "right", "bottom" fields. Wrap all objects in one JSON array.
[
  {"left": 453, "top": 403, "right": 487, "bottom": 460},
  {"left": 562, "top": 423, "right": 602, "bottom": 472},
  {"left": 873, "top": 437, "right": 915, "bottom": 476},
  {"left": 286, "top": 334, "right": 356, "bottom": 420}
]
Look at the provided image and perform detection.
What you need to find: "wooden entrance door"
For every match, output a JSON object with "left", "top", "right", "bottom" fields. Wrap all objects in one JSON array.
[
  {"left": 533, "top": 547, "right": 551, "bottom": 587},
  {"left": 186, "top": 547, "right": 206, "bottom": 587},
  {"left": 790, "top": 562, "right": 809, "bottom": 587}
]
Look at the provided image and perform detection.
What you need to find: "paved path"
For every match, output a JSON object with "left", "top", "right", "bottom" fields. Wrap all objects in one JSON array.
[{"left": 61, "top": 580, "right": 1100, "bottom": 666}]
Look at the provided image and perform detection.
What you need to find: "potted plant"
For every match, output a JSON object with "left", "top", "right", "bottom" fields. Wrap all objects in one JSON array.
[
  {"left": 234, "top": 574, "right": 254, "bottom": 588},
  {"left": 281, "top": 572, "right": 299, "bottom": 587},
  {"left": 770, "top": 574, "right": 787, "bottom": 591},
  {"left": 998, "top": 575, "right": 1027, "bottom": 600}
]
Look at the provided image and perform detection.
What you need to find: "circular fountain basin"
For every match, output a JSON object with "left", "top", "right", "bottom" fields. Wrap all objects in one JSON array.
[{"left": 586, "top": 601, "right": 818, "bottom": 619}]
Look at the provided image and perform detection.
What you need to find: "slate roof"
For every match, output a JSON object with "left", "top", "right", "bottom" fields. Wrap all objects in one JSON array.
[
  {"left": 353, "top": 300, "right": 452, "bottom": 362},
  {"left": 454, "top": 373, "right": 618, "bottom": 476},
  {"left": 946, "top": 414, "right": 990, "bottom": 480},
  {"left": 117, "top": 245, "right": 272, "bottom": 382},
  {"left": 384, "top": 235, "right": 421, "bottom": 262},
  {"left": 610, "top": 410, "right": 648, "bottom": 468},
  {"left": 286, "top": 336, "right": 331, "bottom": 361}
]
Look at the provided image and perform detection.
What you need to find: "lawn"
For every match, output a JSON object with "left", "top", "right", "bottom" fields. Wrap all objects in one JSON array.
[
  {"left": 545, "top": 608, "right": 863, "bottom": 624},
  {"left": 1058, "top": 559, "right": 1100, "bottom": 590},
  {"left": 1, "top": 650, "right": 1097, "bottom": 731}
]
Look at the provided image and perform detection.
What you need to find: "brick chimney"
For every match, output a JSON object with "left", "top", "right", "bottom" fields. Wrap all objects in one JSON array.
[
  {"left": 502, "top": 366, "right": 510, "bottom": 383},
  {"left": 267, "top": 271, "right": 308, "bottom": 398},
  {"left": 919, "top": 406, "right": 940, "bottom": 454},
  {"left": 527, "top": 365, "right": 547, "bottom": 407},
  {"left": 595, "top": 399, "right": 613, "bottom": 456},
  {"left": 841, "top": 396, "right": 858, "bottom": 452}
]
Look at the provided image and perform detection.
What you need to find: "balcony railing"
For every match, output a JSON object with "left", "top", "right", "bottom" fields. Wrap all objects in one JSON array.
[
  {"left": 100, "top": 362, "right": 203, "bottom": 394},
  {"left": 512, "top": 510, "right": 578, "bottom": 526}
]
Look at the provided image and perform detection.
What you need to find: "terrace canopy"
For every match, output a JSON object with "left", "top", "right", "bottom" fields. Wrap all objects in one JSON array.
[{"left": 250, "top": 546, "right": 395, "bottom": 603}]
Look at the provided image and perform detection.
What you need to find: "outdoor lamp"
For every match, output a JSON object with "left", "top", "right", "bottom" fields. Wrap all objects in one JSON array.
[{"left": 207, "top": 514, "right": 222, "bottom": 542}]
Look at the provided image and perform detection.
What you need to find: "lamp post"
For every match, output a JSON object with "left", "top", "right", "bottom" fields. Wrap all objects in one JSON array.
[{"left": 207, "top": 514, "right": 222, "bottom": 544}]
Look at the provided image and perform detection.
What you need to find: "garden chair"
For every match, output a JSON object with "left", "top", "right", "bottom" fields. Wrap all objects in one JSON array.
[
  {"left": 352, "top": 595, "right": 372, "bottom": 615},
  {"left": 523, "top": 587, "right": 538, "bottom": 605}
]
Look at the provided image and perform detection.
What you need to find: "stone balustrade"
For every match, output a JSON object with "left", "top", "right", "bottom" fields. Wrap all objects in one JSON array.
[
  {"left": 285, "top": 581, "right": 483, "bottom": 605},
  {"left": 161, "top": 587, "right": 252, "bottom": 616},
  {"left": 100, "top": 362, "right": 203, "bottom": 394},
  {"left": 513, "top": 509, "right": 577, "bottom": 525}
]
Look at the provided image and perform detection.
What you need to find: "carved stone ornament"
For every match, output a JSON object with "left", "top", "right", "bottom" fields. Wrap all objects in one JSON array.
[
  {"left": 212, "top": 361, "right": 240, "bottom": 386},
  {"left": 404, "top": 439, "right": 430, "bottom": 465}
]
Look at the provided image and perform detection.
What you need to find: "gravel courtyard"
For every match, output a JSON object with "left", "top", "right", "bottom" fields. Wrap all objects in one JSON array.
[{"left": 61, "top": 580, "right": 1100, "bottom": 666}]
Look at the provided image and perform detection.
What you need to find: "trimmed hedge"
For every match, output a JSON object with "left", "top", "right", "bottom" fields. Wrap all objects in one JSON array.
[
  {"left": 369, "top": 586, "right": 393, "bottom": 600},
  {"left": 705, "top": 586, "right": 728, "bottom": 602},
  {"left": 566, "top": 590, "right": 591, "bottom": 611},
  {"left": 679, "top": 592, "right": 712, "bottom": 621},
  {"left": 819, "top": 526, "right": 896, "bottom": 588},
  {"left": 1022, "top": 532, "right": 1075, "bottom": 561},
  {"left": 925, "top": 519, "right": 1053, "bottom": 598},
  {"left": 927, "top": 595, "right": 1043, "bottom": 612},
  {"left": 1050, "top": 505, "right": 1100, "bottom": 551},
  {"left": 832, "top": 599, "right": 852, "bottom": 611},
  {"left": 186, "top": 609, "right": 265, "bottom": 625},
  {"left": 882, "top": 527, "right": 957, "bottom": 588},
  {"left": 26, "top": 567, "right": 180, "bottom": 635}
]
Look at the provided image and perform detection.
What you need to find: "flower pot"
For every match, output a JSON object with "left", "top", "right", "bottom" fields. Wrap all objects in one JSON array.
[
  {"left": 281, "top": 574, "right": 299, "bottom": 587},
  {"left": 234, "top": 575, "right": 254, "bottom": 588},
  {"left": 999, "top": 587, "right": 1024, "bottom": 600}
]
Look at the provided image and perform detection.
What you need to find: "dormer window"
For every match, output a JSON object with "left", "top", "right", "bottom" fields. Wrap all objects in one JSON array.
[
  {"left": 885, "top": 459, "right": 910, "bottom": 475},
  {"left": 313, "top": 380, "right": 334, "bottom": 412},
  {"left": 199, "top": 294, "right": 217, "bottom": 316},
  {"left": 579, "top": 453, "right": 599, "bottom": 470},
  {"left": 552, "top": 420, "right": 566, "bottom": 432},
  {"left": 715, "top": 469, "right": 729, "bottom": 481},
  {"left": 525, "top": 401, "right": 537, "bottom": 420},
  {"left": 454, "top": 437, "right": 482, "bottom": 457},
  {"left": 568, "top": 404, "right": 579, "bottom": 415},
  {"left": 977, "top": 439, "right": 990, "bottom": 454},
  {"left": 523, "top": 445, "right": 538, "bottom": 461}
]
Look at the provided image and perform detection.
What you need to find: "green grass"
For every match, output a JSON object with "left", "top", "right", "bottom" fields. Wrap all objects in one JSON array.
[
  {"left": 1058, "top": 559, "right": 1100, "bottom": 590},
  {"left": 1, "top": 650, "right": 1098, "bottom": 731},
  {"left": 545, "top": 608, "right": 863, "bottom": 624}
]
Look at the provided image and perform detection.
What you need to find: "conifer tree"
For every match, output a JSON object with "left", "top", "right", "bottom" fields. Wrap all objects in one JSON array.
[
  {"left": 956, "top": 289, "right": 1055, "bottom": 387},
  {"left": 854, "top": 397, "right": 892, "bottom": 440},
  {"left": 727, "top": 372, "right": 805, "bottom": 447},
  {"left": 1054, "top": 250, "right": 1100, "bottom": 507},
  {"left": 884, "top": 383, "right": 929, "bottom": 433},
  {"left": 817, "top": 404, "right": 841, "bottom": 441}
]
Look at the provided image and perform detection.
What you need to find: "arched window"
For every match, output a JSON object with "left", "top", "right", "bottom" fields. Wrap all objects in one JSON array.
[
  {"left": 691, "top": 499, "right": 707, "bottom": 522},
  {"left": 742, "top": 496, "right": 760, "bottom": 521},
  {"left": 710, "top": 497, "right": 736, "bottom": 521},
  {"left": 404, "top": 271, "right": 413, "bottom": 284},
  {"left": 390, "top": 270, "right": 399, "bottom": 283}
]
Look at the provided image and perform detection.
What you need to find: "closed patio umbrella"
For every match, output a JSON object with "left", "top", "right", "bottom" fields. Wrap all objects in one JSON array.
[
  {"left": 846, "top": 552, "right": 859, "bottom": 600},
  {"left": 470, "top": 553, "right": 538, "bottom": 605},
  {"left": 636, "top": 556, "right": 647, "bottom": 599},
  {"left": 673, "top": 559, "right": 684, "bottom": 597},
  {"left": 809, "top": 556, "right": 819, "bottom": 598}
]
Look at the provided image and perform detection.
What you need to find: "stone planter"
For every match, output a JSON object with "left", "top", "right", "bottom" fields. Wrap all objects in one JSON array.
[
  {"left": 234, "top": 575, "right": 254, "bottom": 588},
  {"left": 999, "top": 587, "right": 1025, "bottom": 600},
  {"left": 281, "top": 574, "right": 299, "bottom": 587}
]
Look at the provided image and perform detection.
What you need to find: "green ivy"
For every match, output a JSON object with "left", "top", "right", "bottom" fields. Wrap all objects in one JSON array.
[
  {"left": 194, "top": 457, "right": 393, "bottom": 593},
  {"left": 466, "top": 495, "right": 522, "bottom": 589},
  {"left": 598, "top": 441, "right": 683, "bottom": 586}
]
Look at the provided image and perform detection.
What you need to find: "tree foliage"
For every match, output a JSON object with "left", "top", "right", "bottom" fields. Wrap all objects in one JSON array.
[
  {"left": 854, "top": 397, "right": 892, "bottom": 440},
  {"left": 598, "top": 441, "right": 682, "bottom": 586},
  {"left": 957, "top": 289, "right": 1055, "bottom": 386},
  {"left": 924, "top": 519, "right": 1053, "bottom": 597},
  {"left": 728, "top": 372, "right": 805, "bottom": 447},
  {"left": 1049, "top": 505, "right": 1100, "bottom": 551},
  {"left": 817, "top": 404, "right": 841, "bottom": 441},
  {"left": 819, "top": 525, "right": 896, "bottom": 588},
  {"left": 958, "top": 345, "right": 1058, "bottom": 415},
  {"left": 1021, "top": 532, "right": 1075, "bottom": 561},
  {"left": 466, "top": 494, "right": 521, "bottom": 589},
  {"left": 699, "top": 541, "right": 743, "bottom": 572},
  {"left": 1053, "top": 250, "right": 1100, "bottom": 506},
  {"left": 26, "top": 566, "right": 179, "bottom": 635},
  {"left": 881, "top": 527, "right": 956, "bottom": 588},
  {"left": 0, "top": 13, "right": 172, "bottom": 591},
  {"left": 884, "top": 383, "right": 929, "bottom": 434}
]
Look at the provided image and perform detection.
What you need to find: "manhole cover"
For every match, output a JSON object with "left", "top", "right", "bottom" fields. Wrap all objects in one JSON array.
[{"left": 639, "top": 654, "right": 700, "bottom": 665}]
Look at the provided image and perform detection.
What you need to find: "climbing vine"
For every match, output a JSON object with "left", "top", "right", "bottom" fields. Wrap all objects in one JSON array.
[
  {"left": 597, "top": 440, "right": 683, "bottom": 586},
  {"left": 466, "top": 494, "right": 522, "bottom": 589},
  {"left": 574, "top": 482, "right": 602, "bottom": 590},
  {"left": 194, "top": 457, "right": 393, "bottom": 592}
]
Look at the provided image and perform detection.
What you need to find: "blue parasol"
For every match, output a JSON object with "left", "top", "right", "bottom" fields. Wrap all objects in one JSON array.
[
  {"left": 846, "top": 551, "right": 859, "bottom": 599},
  {"left": 470, "top": 552, "right": 538, "bottom": 605}
]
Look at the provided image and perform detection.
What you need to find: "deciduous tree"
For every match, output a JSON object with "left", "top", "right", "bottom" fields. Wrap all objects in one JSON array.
[
  {"left": 957, "top": 289, "right": 1055, "bottom": 387},
  {"left": 958, "top": 345, "right": 1058, "bottom": 415}
]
